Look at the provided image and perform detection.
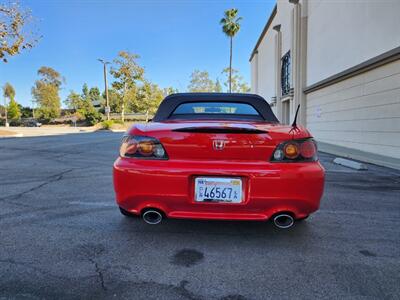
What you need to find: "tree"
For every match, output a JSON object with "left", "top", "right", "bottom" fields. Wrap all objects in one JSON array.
[
  {"left": 37, "top": 66, "right": 63, "bottom": 87},
  {"left": 3, "top": 82, "right": 21, "bottom": 121},
  {"left": 162, "top": 87, "right": 178, "bottom": 97},
  {"left": 64, "top": 90, "right": 83, "bottom": 111},
  {"left": 88, "top": 87, "right": 102, "bottom": 106},
  {"left": 8, "top": 98, "right": 21, "bottom": 119},
  {"left": 31, "top": 67, "right": 63, "bottom": 120},
  {"left": 220, "top": 8, "right": 242, "bottom": 93},
  {"left": 187, "top": 70, "right": 216, "bottom": 92},
  {"left": 3, "top": 82, "right": 15, "bottom": 100},
  {"left": 145, "top": 83, "right": 164, "bottom": 117},
  {"left": 80, "top": 84, "right": 101, "bottom": 125},
  {"left": 134, "top": 81, "right": 164, "bottom": 121},
  {"left": 80, "top": 83, "right": 94, "bottom": 112},
  {"left": 0, "top": 1, "right": 39, "bottom": 62},
  {"left": 104, "top": 88, "right": 122, "bottom": 114},
  {"left": 110, "top": 51, "right": 144, "bottom": 121},
  {"left": 18, "top": 104, "right": 33, "bottom": 118},
  {"left": 221, "top": 68, "right": 250, "bottom": 93},
  {"left": 32, "top": 84, "right": 60, "bottom": 120},
  {"left": 82, "top": 83, "right": 89, "bottom": 100},
  {"left": 65, "top": 86, "right": 101, "bottom": 125},
  {"left": 123, "top": 85, "right": 137, "bottom": 113},
  {"left": 214, "top": 79, "right": 223, "bottom": 92},
  {"left": 81, "top": 104, "right": 102, "bottom": 126},
  {"left": 0, "top": 104, "right": 5, "bottom": 118}
]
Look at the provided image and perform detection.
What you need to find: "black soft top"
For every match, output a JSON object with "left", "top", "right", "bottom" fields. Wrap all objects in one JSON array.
[{"left": 152, "top": 93, "right": 279, "bottom": 122}]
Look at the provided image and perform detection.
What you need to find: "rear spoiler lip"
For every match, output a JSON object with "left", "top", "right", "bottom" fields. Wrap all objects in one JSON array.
[{"left": 172, "top": 127, "right": 268, "bottom": 134}]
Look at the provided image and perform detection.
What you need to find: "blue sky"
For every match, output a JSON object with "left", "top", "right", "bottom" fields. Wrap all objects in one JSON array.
[{"left": 1, "top": 0, "right": 275, "bottom": 107}]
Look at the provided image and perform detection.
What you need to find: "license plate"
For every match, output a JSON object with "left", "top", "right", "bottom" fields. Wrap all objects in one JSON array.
[{"left": 195, "top": 177, "right": 242, "bottom": 203}]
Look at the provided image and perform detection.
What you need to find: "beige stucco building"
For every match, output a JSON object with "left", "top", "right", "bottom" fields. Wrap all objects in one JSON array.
[{"left": 250, "top": 0, "right": 400, "bottom": 169}]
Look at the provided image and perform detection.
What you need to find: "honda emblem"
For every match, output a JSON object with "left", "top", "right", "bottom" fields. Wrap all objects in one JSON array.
[{"left": 213, "top": 140, "right": 226, "bottom": 150}]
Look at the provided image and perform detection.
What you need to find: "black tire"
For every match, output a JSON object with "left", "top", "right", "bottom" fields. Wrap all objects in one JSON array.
[{"left": 119, "top": 207, "right": 136, "bottom": 217}]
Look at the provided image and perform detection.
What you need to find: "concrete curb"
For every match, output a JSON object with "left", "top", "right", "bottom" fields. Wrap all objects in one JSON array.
[
  {"left": 318, "top": 141, "right": 400, "bottom": 170},
  {"left": 95, "top": 129, "right": 126, "bottom": 133},
  {"left": 333, "top": 157, "right": 368, "bottom": 170},
  {"left": 0, "top": 133, "right": 23, "bottom": 138}
]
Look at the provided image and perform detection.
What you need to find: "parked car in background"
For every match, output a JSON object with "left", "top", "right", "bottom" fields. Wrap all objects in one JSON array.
[
  {"left": 23, "top": 119, "right": 42, "bottom": 127},
  {"left": 113, "top": 93, "right": 325, "bottom": 229}
]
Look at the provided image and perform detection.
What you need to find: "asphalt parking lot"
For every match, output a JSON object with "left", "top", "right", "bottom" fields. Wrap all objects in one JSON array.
[{"left": 1, "top": 132, "right": 399, "bottom": 299}]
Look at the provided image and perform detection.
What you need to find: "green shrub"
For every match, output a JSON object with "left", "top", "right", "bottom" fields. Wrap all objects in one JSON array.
[
  {"left": 112, "top": 119, "right": 124, "bottom": 125},
  {"left": 84, "top": 109, "right": 102, "bottom": 126},
  {"left": 36, "top": 108, "right": 56, "bottom": 123},
  {"left": 101, "top": 120, "right": 114, "bottom": 130}
]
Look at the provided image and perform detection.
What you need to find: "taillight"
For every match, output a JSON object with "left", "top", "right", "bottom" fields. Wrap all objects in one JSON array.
[
  {"left": 271, "top": 138, "right": 318, "bottom": 162},
  {"left": 120, "top": 135, "right": 168, "bottom": 159},
  {"left": 283, "top": 143, "right": 300, "bottom": 159}
]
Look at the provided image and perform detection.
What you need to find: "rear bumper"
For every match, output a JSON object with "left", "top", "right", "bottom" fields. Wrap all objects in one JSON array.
[{"left": 113, "top": 158, "right": 325, "bottom": 221}]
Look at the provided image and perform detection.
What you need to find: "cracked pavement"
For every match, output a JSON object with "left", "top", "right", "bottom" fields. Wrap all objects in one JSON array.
[{"left": 1, "top": 132, "right": 400, "bottom": 299}]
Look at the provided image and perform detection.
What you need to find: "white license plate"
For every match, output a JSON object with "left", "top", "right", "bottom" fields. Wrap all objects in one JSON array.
[{"left": 195, "top": 177, "right": 242, "bottom": 203}]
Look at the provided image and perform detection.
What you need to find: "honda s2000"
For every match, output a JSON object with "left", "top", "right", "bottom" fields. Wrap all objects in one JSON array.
[{"left": 113, "top": 93, "right": 325, "bottom": 228}]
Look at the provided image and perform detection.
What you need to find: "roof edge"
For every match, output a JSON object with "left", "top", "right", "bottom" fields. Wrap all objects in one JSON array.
[
  {"left": 165, "top": 92, "right": 264, "bottom": 98},
  {"left": 249, "top": 4, "right": 277, "bottom": 62}
]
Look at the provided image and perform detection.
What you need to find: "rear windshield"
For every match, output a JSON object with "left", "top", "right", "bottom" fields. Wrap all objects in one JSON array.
[{"left": 170, "top": 102, "right": 262, "bottom": 120}]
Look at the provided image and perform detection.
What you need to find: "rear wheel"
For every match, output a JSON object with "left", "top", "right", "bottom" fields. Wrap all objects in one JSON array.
[{"left": 119, "top": 207, "right": 136, "bottom": 217}]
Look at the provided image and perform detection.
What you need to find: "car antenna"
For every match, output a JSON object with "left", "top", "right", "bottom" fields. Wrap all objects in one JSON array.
[{"left": 291, "top": 104, "right": 300, "bottom": 128}]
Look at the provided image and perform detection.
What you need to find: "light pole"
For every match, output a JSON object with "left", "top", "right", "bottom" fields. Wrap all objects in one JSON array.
[
  {"left": 31, "top": 99, "right": 35, "bottom": 119},
  {"left": 98, "top": 58, "right": 111, "bottom": 121}
]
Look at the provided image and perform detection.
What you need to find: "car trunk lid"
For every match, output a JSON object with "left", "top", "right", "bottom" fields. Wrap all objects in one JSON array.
[{"left": 131, "top": 121, "right": 306, "bottom": 161}]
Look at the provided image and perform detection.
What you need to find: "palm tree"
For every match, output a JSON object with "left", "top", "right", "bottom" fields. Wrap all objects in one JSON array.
[{"left": 220, "top": 9, "right": 242, "bottom": 93}]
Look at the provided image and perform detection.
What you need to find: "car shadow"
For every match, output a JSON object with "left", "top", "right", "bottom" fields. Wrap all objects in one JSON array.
[{"left": 117, "top": 215, "right": 314, "bottom": 242}]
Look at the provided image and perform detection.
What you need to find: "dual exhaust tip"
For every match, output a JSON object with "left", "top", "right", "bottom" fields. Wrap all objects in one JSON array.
[
  {"left": 272, "top": 213, "right": 294, "bottom": 229},
  {"left": 142, "top": 209, "right": 295, "bottom": 229},
  {"left": 142, "top": 210, "right": 163, "bottom": 225}
]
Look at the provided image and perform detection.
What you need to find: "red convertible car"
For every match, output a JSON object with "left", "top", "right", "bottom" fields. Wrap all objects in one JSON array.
[{"left": 113, "top": 93, "right": 325, "bottom": 228}]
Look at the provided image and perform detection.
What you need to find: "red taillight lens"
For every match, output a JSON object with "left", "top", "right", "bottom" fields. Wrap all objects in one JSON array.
[
  {"left": 120, "top": 135, "right": 168, "bottom": 159},
  {"left": 271, "top": 138, "right": 318, "bottom": 162},
  {"left": 125, "top": 140, "right": 138, "bottom": 155},
  {"left": 300, "top": 140, "right": 317, "bottom": 159}
]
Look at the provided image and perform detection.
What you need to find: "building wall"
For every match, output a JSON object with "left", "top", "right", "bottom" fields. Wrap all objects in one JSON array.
[
  {"left": 307, "top": 0, "right": 400, "bottom": 85},
  {"left": 250, "top": 54, "right": 258, "bottom": 93},
  {"left": 250, "top": 0, "right": 293, "bottom": 116},
  {"left": 276, "top": 0, "right": 292, "bottom": 56},
  {"left": 256, "top": 29, "right": 276, "bottom": 103},
  {"left": 307, "top": 59, "right": 400, "bottom": 159},
  {"left": 250, "top": 0, "right": 400, "bottom": 162}
]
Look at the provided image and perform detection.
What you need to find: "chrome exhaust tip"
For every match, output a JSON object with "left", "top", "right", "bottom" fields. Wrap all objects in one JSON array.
[
  {"left": 142, "top": 210, "right": 163, "bottom": 225},
  {"left": 273, "top": 214, "right": 294, "bottom": 229}
]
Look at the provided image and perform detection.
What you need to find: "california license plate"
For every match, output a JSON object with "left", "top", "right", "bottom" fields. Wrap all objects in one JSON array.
[{"left": 195, "top": 177, "right": 242, "bottom": 203}]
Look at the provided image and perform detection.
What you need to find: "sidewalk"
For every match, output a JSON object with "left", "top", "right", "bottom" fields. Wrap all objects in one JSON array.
[
  {"left": 318, "top": 141, "right": 400, "bottom": 171},
  {"left": 0, "top": 126, "right": 97, "bottom": 137},
  {"left": 0, "top": 129, "right": 23, "bottom": 138}
]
